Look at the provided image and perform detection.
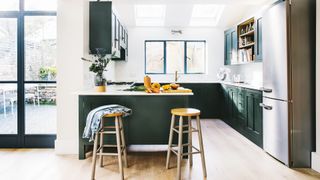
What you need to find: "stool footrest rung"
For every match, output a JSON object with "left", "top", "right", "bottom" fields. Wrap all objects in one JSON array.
[
  {"left": 171, "top": 143, "right": 190, "bottom": 147},
  {"left": 98, "top": 128, "right": 122, "bottom": 134},
  {"left": 174, "top": 125, "right": 189, "bottom": 129},
  {"left": 172, "top": 127, "right": 198, "bottom": 134},
  {"left": 102, "top": 126, "right": 116, "bottom": 129},
  {"left": 97, "top": 152, "right": 118, "bottom": 156},
  {"left": 169, "top": 146, "right": 201, "bottom": 157},
  {"left": 96, "top": 146, "right": 126, "bottom": 154}
]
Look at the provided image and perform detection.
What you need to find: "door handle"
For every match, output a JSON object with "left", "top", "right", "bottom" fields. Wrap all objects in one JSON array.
[
  {"left": 259, "top": 103, "right": 273, "bottom": 110},
  {"left": 260, "top": 87, "right": 272, "bottom": 93}
]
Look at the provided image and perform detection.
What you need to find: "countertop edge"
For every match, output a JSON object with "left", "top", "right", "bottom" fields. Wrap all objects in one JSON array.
[{"left": 219, "top": 81, "right": 262, "bottom": 91}]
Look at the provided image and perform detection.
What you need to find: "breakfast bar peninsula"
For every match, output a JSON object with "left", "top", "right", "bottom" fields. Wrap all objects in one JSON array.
[{"left": 77, "top": 89, "right": 193, "bottom": 159}]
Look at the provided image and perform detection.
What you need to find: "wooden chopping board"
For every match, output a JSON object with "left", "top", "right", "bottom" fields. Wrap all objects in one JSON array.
[{"left": 162, "top": 88, "right": 192, "bottom": 93}]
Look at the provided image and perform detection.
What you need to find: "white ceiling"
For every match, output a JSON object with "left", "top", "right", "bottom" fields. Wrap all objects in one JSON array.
[{"left": 112, "top": 0, "right": 277, "bottom": 28}]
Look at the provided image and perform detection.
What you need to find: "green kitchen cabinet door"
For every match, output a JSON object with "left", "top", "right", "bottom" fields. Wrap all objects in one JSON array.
[
  {"left": 231, "top": 29, "right": 238, "bottom": 63},
  {"left": 228, "top": 87, "right": 238, "bottom": 128},
  {"left": 237, "top": 88, "right": 246, "bottom": 131},
  {"left": 255, "top": 16, "right": 263, "bottom": 61},
  {"left": 244, "top": 89, "right": 263, "bottom": 147},
  {"left": 89, "top": 1, "right": 113, "bottom": 54},
  {"left": 221, "top": 85, "right": 230, "bottom": 124},
  {"left": 224, "top": 27, "right": 237, "bottom": 65},
  {"left": 224, "top": 31, "right": 231, "bottom": 65}
]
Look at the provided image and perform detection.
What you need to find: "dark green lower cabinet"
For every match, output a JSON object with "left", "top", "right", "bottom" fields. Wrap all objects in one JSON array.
[
  {"left": 243, "top": 90, "right": 263, "bottom": 147},
  {"left": 221, "top": 84, "right": 263, "bottom": 148},
  {"left": 78, "top": 95, "right": 190, "bottom": 159}
]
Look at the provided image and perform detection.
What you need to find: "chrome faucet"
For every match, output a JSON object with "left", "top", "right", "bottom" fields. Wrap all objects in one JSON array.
[{"left": 174, "top": 71, "right": 179, "bottom": 83}]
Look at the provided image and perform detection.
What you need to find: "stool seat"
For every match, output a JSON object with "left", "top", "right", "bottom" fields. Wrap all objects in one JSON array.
[
  {"left": 171, "top": 108, "right": 200, "bottom": 116},
  {"left": 104, "top": 112, "right": 124, "bottom": 118}
]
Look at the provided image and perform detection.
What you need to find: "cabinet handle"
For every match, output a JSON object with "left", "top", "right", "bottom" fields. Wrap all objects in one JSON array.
[
  {"left": 259, "top": 103, "right": 273, "bottom": 110},
  {"left": 260, "top": 87, "right": 272, "bottom": 93}
]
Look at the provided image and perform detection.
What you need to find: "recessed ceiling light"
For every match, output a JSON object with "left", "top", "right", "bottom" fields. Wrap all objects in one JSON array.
[
  {"left": 134, "top": 5, "right": 166, "bottom": 26},
  {"left": 190, "top": 4, "right": 225, "bottom": 27}
]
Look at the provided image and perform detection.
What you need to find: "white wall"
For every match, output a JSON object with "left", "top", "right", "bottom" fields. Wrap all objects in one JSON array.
[
  {"left": 56, "top": 0, "right": 116, "bottom": 154},
  {"left": 114, "top": 27, "right": 224, "bottom": 83},
  {"left": 55, "top": 0, "right": 87, "bottom": 154},
  {"left": 311, "top": 0, "right": 320, "bottom": 172}
]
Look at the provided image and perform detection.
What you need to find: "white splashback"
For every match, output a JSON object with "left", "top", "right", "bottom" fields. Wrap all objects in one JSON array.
[{"left": 226, "top": 62, "right": 263, "bottom": 86}]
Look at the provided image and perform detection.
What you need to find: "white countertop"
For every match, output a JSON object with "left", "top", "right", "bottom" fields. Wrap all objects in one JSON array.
[
  {"left": 219, "top": 81, "right": 262, "bottom": 91},
  {"left": 77, "top": 91, "right": 193, "bottom": 96},
  {"left": 76, "top": 85, "right": 193, "bottom": 96}
]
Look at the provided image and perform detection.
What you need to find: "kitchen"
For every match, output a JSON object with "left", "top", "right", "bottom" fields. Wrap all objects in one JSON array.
[{"left": 1, "top": 0, "right": 320, "bottom": 179}]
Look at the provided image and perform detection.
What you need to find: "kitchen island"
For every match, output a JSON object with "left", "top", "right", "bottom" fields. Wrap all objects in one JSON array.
[{"left": 77, "top": 89, "right": 193, "bottom": 159}]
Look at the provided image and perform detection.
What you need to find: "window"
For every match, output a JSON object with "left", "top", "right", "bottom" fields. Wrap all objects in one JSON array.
[
  {"left": 166, "top": 41, "right": 184, "bottom": 73},
  {"left": 145, "top": 40, "right": 206, "bottom": 74},
  {"left": 25, "top": 16, "right": 57, "bottom": 81},
  {"left": 186, "top": 41, "right": 206, "bottom": 73},
  {"left": 145, "top": 41, "right": 165, "bottom": 74}
]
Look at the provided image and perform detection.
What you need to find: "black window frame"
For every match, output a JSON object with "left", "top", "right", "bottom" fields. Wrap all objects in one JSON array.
[
  {"left": 144, "top": 40, "right": 206, "bottom": 75},
  {"left": 0, "top": 0, "right": 57, "bottom": 148}
]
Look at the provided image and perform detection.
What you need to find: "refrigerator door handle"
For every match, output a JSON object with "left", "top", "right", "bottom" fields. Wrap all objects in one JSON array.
[
  {"left": 259, "top": 103, "right": 273, "bottom": 110},
  {"left": 260, "top": 87, "right": 273, "bottom": 93}
]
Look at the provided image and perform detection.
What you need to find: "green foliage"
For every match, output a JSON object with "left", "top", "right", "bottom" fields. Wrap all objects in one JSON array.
[
  {"left": 81, "top": 48, "right": 111, "bottom": 86},
  {"left": 39, "top": 66, "right": 57, "bottom": 80}
]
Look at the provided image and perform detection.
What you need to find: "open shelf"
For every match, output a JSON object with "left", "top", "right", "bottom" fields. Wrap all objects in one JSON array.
[
  {"left": 239, "top": 30, "right": 254, "bottom": 37},
  {"left": 237, "top": 17, "right": 255, "bottom": 63},
  {"left": 239, "top": 42, "right": 255, "bottom": 49}
]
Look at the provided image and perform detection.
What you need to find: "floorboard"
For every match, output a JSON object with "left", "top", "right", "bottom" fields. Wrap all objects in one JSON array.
[{"left": 0, "top": 119, "right": 319, "bottom": 180}]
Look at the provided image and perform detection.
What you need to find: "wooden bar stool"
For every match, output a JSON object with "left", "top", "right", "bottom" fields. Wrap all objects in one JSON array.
[
  {"left": 91, "top": 112, "right": 128, "bottom": 180},
  {"left": 166, "top": 108, "right": 207, "bottom": 180}
]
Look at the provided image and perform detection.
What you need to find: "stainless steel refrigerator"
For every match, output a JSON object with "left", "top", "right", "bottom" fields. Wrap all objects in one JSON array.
[{"left": 260, "top": 0, "right": 315, "bottom": 167}]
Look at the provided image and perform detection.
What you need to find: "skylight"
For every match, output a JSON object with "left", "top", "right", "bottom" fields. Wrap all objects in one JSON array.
[
  {"left": 190, "top": 4, "right": 225, "bottom": 27},
  {"left": 135, "top": 5, "right": 166, "bottom": 26}
]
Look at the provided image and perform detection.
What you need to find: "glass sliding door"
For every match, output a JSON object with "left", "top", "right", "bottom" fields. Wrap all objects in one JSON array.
[
  {"left": 0, "top": 16, "right": 19, "bottom": 146},
  {"left": 24, "top": 16, "right": 57, "bottom": 136},
  {"left": 0, "top": 0, "right": 57, "bottom": 148}
]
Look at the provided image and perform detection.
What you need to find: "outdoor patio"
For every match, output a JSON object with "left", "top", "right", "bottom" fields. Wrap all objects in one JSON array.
[
  {"left": 0, "top": 84, "right": 56, "bottom": 134},
  {"left": 0, "top": 104, "right": 56, "bottom": 134}
]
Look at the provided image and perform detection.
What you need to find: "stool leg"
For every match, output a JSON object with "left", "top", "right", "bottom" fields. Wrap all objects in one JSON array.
[
  {"left": 188, "top": 116, "right": 193, "bottom": 167},
  {"left": 91, "top": 132, "right": 99, "bottom": 180},
  {"left": 99, "top": 120, "right": 104, "bottom": 167},
  {"left": 196, "top": 115, "right": 207, "bottom": 177},
  {"left": 177, "top": 116, "right": 183, "bottom": 180},
  {"left": 119, "top": 116, "right": 128, "bottom": 168},
  {"left": 115, "top": 116, "right": 124, "bottom": 180},
  {"left": 166, "top": 114, "right": 175, "bottom": 169}
]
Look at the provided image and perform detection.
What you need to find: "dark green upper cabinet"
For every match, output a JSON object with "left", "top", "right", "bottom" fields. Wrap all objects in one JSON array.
[
  {"left": 89, "top": 1, "right": 128, "bottom": 61},
  {"left": 224, "top": 27, "right": 237, "bottom": 65},
  {"left": 255, "top": 16, "right": 263, "bottom": 61},
  {"left": 224, "top": 15, "right": 263, "bottom": 65},
  {"left": 89, "top": 2, "right": 112, "bottom": 55}
]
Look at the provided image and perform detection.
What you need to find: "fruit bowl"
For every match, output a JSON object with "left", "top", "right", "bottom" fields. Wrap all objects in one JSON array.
[{"left": 170, "top": 83, "right": 180, "bottom": 90}]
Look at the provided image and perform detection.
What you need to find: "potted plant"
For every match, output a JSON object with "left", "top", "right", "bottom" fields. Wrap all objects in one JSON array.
[{"left": 81, "top": 48, "right": 111, "bottom": 92}]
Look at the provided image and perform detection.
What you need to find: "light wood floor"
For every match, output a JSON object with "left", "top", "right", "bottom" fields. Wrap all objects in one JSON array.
[{"left": 1, "top": 119, "right": 320, "bottom": 180}]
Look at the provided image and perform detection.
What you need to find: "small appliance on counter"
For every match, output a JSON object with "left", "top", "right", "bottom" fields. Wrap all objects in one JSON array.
[{"left": 217, "top": 68, "right": 230, "bottom": 81}]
